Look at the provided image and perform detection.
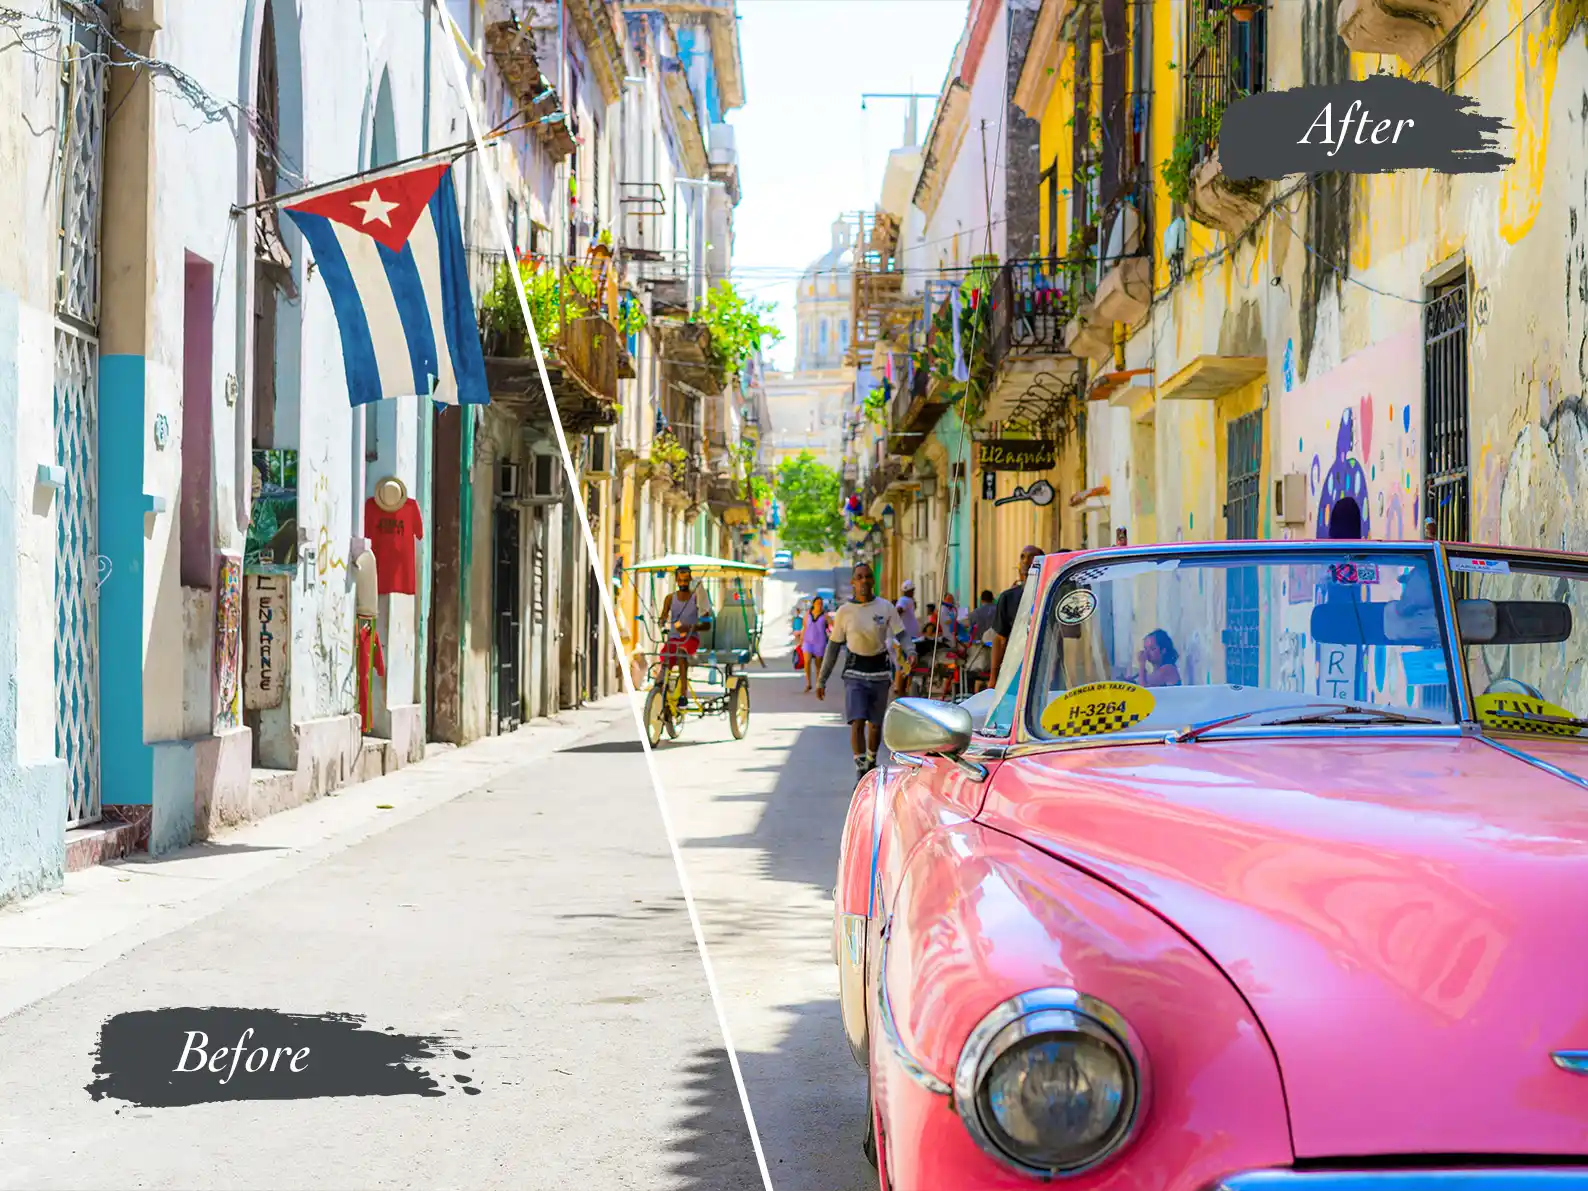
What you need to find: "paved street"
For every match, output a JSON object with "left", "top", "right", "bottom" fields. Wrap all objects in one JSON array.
[
  {"left": 0, "top": 705, "right": 766, "bottom": 1191},
  {"left": 0, "top": 568, "right": 872, "bottom": 1191},
  {"left": 649, "top": 569, "right": 874, "bottom": 1191}
]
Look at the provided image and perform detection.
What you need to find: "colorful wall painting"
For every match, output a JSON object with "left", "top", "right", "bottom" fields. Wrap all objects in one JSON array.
[
  {"left": 245, "top": 448, "right": 299, "bottom": 575},
  {"left": 214, "top": 554, "right": 244, "bottom": 732},
  {"left": 1281, "top": 327, "right": 1423, "bottom": 544}
]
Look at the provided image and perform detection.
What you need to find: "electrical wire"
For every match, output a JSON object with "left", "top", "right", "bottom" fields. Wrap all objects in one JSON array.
[{"left": 0, "top": 3, "right": 309, "bottom": 185}]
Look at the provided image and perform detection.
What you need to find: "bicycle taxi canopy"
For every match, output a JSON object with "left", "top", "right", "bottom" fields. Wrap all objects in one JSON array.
[{"left": 628, "top": 553, "right": 767, "bottom": 667}]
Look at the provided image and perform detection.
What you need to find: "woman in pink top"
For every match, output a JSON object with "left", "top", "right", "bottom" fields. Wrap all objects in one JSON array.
[{"left": 802, "top": 595, "right": 830, "bottom": 692}]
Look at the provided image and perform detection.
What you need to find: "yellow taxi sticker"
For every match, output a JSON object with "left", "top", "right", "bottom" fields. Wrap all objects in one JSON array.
[
  {"left": 1474, "top": 693, "right": 1585, "bottom": 737},
  {"left": 1041, "top": 682, "right": 1156, "bottom": 737}
]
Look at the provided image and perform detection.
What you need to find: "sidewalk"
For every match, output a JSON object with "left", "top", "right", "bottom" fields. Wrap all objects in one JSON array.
[{"left": 0, "top": 697, "right": 634, "bottom": 1024}]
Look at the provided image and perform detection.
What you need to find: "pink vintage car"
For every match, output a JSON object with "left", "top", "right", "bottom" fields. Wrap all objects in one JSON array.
[{"left": 834, "top": 539, "right": 1588, "bottom": 1189}]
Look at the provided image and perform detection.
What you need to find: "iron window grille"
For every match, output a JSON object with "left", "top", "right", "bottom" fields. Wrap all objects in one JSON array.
[{"left": 1182, "top": 0, "right": 1267, "bottom": 174}]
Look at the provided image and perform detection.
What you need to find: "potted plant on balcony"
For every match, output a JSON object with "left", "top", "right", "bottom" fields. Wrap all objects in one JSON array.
[
  {"left": 478, "top": 257, "right": 597, "bottom": 358},
  {"left": 649, "top": 430, "right": 687, "bottom": 484},
  {"left": 689, "top": 280, "right": 782, "bottom": 390}
]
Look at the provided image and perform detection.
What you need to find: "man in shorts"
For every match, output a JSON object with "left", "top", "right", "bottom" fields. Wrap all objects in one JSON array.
[
  {"left": 658, "top": 564, "right": 712, "bottom": 707},
  {"left": 817, "top": 562, "right": 912, "bottom": 776}
]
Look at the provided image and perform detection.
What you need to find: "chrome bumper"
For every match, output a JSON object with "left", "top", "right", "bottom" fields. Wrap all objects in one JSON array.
[{"left": 1220, "top": 1173, "right": 1588, "bottom": 1189}]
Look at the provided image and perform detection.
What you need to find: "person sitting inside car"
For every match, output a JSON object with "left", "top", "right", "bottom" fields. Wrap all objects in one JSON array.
[
  {"left": 1130, "top": 629, "right": 1183, "bottom": 687},
  {"left": 1384, "top": 567, "right": 1439, "bottom": 643}
]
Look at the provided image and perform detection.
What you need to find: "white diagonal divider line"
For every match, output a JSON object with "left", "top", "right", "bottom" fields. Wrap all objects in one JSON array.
[{"left": 437, "top": 28, "right": 776, "bottom": 1191}]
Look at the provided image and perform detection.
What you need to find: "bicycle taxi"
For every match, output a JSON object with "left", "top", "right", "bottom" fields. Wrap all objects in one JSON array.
[{"left": 628, "top": 553, "right": 766, "bottom": 746}]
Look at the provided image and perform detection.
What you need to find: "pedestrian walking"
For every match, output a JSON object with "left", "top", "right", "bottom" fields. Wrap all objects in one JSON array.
[
  {"left": 896, "top": 579, "right": 921, "bottom": 639},
  {"left": 968, "top": 590, "right": 997, "bottom": 642},
  {"left": 991, "top": 544, "right": 1043, "bottom": 677},
  {"left": 966, "top": 589, "right": 997, "bottom": 692},
  {"left": 801, "top": 595, "right": 830, "bottom": 692},
  {"left": 791, "top": 599, "right": 806, "bottom": 670},
  {"left": 817, "top": 562, "right": 911, "bottom": 776}
]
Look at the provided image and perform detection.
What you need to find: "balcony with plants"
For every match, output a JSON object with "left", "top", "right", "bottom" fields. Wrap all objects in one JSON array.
[
  {"left": 1164, "top": 0, "right": 1270, "bottom": 236},
  {"left": 477, "top": 254, "right": 631, "bottom": 434},
  {"left": 887, "top": 263, "right": 997, "bottom": 443}
]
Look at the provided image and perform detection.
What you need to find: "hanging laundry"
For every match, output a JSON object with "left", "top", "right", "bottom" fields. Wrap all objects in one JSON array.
[{"left": 951, "top": 289, "right": 971, "bottom": 383}]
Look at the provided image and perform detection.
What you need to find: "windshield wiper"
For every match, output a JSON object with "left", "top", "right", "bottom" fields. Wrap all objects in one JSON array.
[
  {"left": 1174, "top": 702, "right": 1439, "bottom": 742},
  {"left": 1265, "top": 706, "right": 1441, "bottom": 727}
]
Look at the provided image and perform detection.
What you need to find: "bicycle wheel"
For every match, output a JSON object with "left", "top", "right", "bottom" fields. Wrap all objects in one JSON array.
[
  {"left": 643, "top": 686, "right": 666, "bottom": 748},
  {"left": 728, "top": 677, "right": 750, "bottom": 739},
  {"left": 664, "top": 672, "right": 683, "bottom": 738}
]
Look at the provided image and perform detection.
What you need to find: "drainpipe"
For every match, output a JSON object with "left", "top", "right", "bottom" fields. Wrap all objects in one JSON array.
[
  {"left": 458, "top": 1, "right": 477, "bottom": 721},
  {"left": 416, "top": 0, "right": 434, "bottom": 725}
]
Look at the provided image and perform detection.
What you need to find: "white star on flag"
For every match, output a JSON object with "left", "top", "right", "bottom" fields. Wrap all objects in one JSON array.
[{"left": 351, "top": 188, "right": 399, "bottom": 227}]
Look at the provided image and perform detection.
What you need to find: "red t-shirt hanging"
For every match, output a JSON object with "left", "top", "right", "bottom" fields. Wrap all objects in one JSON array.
[{"left": 364, "top": 498, "right": 424, "bottom": 594}]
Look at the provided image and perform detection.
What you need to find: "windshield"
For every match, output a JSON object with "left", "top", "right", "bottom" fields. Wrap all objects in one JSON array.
[
  {"left": 1026, "top": 550, "right": 1459, "bottom": 741},
  {"left": 1451, "top": 553, "right": 1588, "bottom": 741}
]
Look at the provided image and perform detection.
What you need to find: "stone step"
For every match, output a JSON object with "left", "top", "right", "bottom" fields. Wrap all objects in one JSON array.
[
  {"left": 64, "top": 821, "right": 142, "bottom": 873},
  {"left": 353, "top": 737, "right": 396, "bottom": 784}
]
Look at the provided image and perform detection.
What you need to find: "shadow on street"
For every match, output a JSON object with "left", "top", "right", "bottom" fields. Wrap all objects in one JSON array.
[{"left": 665, "top": 1046, "right": 768, "bottom": 1191}]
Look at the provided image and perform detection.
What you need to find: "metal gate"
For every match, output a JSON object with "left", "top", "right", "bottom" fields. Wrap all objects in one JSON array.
[
  {"left": 56, "top": 10, "right": 107, "bottom": 827},
  {"left": 493, "top": 504, "right": 522, "bottom": 733},
  {"left": 1423, "top": 279, "right": 1470, "bottom": 549},
  {"left": 1223, "top": 410, "right": 1262, "bottom": 686}
]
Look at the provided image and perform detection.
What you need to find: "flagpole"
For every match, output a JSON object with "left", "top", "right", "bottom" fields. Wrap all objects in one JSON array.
[{"left": 228, "top": 113, "right": 525, "bottom": 216}]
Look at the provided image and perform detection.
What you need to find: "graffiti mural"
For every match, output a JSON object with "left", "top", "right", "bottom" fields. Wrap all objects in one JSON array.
[
  {"left": 1282, "top": 327, "right": 1422, "bottom": 542},
  {"left": 214, "top": 554, "right": 243, "bottom": 732}
]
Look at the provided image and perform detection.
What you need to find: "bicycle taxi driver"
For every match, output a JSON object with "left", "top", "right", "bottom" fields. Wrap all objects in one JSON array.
[{"left": 659, "top": 564, "right": 713, "bottom": 708}]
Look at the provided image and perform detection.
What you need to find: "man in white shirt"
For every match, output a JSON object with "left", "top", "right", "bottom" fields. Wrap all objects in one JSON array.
[
  {"left": 817, "top": 562, "right": 912, "bottom": 776},
  {"left": 896, "top": 579, "right": 921, "bottom": 638}
]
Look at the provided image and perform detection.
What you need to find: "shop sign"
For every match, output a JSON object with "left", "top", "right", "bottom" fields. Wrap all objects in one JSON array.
[{"left": 980, "top": 439, "right": 1056, "bottom": 472}]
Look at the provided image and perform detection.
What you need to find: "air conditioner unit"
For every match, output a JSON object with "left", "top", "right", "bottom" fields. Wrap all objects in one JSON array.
[
  {"left": 525, "top": 452, "right": 565, "bottom": 503},
  {"left": 1274, "top": 471, "right": 1307, "bottom": 527},
  {"left": 497, "top": 461, "right": 521, "bottom": 499},
  {"left": 586, "top": 428, "right": 613, "bottom": 478}
]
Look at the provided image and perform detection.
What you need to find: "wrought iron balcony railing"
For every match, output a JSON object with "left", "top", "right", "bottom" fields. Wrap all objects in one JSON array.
[
  {"left": 989, "top": 259, "right": 1076, "bottom": 368},
  {"left": 1183, "top": 1, "right": 1268, "bottom": 172}
]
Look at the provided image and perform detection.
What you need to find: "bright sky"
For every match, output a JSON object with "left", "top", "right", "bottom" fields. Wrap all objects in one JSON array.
[{"left": 727, "top": 0, "right": 970, "bottom": 371}]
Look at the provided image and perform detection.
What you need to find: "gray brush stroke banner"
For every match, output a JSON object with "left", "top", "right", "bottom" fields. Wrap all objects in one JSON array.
[
  {"left": 1220, "top": 76, "right": 1513, "bottom": 179},
  {"left": 86, "top": 1007, "right": 478, "bottom": 1107}
]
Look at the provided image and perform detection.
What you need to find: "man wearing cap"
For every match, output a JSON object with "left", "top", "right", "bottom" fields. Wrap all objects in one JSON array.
[
  {"left": 658, "top": 564, "right": 713, "bottom": 708},
  {"left": 893, "top": 579, "right": 922, "bottom": 695}
]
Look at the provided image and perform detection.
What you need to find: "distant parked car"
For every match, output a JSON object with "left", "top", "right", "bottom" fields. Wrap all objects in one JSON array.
[
  {"left": 772, "top": 550, "right": 794, "bottom": 569},
  {"left": 836, "top": 537, "right": 1588, "bottom": 1189}
]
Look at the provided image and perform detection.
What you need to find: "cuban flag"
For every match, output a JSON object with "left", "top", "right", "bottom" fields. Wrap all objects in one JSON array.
[{"left": 284, "top": 162, "right": 489, "bottom": 407}]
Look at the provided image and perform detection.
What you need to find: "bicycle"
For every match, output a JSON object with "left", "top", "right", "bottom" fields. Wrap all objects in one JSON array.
[{"left": 641, "top": 623, "right": 750, "bottom": 747}]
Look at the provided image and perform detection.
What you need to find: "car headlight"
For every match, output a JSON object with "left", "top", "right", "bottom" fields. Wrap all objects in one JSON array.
[{"left": 954, "top": 990, "right": 1146, "bottom": 1177}]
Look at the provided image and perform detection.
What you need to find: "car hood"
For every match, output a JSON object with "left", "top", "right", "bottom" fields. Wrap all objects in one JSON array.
[{"left": 978, "top": 735, "right": 1588, "bottom": 1159}]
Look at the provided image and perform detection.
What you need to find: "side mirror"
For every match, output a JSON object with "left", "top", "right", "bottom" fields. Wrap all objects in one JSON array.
[{"left": 883, "top": 697, "right": 973, "bottom": 757}]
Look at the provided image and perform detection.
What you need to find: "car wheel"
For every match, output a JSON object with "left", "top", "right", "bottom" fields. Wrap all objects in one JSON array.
[{"left": 643, "top": 688, "right": 666, "bottom": 748}]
